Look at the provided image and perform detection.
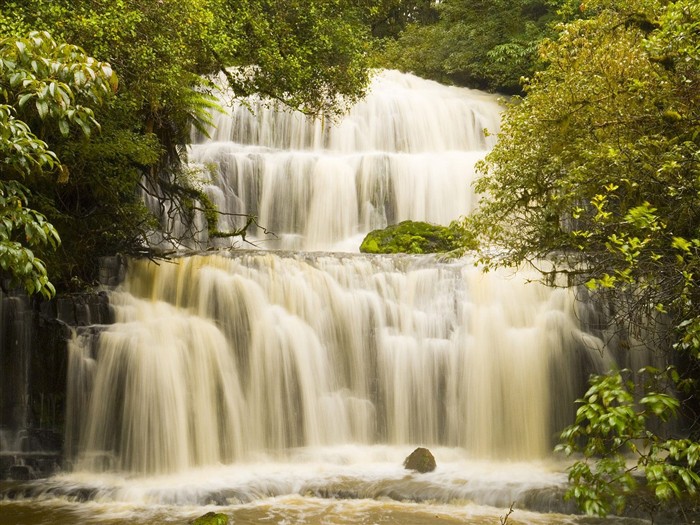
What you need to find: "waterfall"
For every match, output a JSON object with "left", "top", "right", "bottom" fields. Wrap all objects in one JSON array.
[
  {"left": 65, "top": 71, "right": 615, "bottom": 479},
  {"left": 184, "top": 70, "right": 502, "bottom": 251},
  {"left": 65, "top": 253, "right": 612, "bottom": 475}
]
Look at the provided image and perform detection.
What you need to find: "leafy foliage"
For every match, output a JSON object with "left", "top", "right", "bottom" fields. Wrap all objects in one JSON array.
[
  {"left": 0, "top": 30, "right": 116, "bottom": 139},
  {"left": 379, "top": 0, "right": 560, "bottom": 93},
  {"left": 360, "top": 0, "right": 438, "bottom": 39},
  {"left": 557, "top": 368, "right": 700, "bottom": 516},
  {"left": 212, "top": 0, "right": 372, "bottom": 117},
  {"left": 0, "top": 180, "right": 59, "bottom": 298},
  {"left": 465, "top": 0, "right": 700, "bottom": 325},
  {"left": 0, "top": 31, "right": 115, "bottom": 297}
]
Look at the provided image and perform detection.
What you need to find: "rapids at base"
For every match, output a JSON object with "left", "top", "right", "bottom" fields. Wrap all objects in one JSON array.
[{"left": 1, "top": 445, "right": 651, "bottom": 525}]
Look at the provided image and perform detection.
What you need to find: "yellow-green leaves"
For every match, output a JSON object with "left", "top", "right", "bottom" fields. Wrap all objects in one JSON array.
[{"left": 672, "top": 236, "right": 693, "bottom": 252}]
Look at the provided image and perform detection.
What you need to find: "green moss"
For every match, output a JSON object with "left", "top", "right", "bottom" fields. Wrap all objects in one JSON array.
[
  {"left": 359, "top": 220, "right": 467, "bottom": 255},
  {"left": 190, "top": 512, "right": 229, "bottom": 525}
]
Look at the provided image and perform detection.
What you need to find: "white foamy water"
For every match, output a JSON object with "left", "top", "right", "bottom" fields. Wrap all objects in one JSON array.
[{"left": 2, "top": 445, "right": 650, "bottom": 524}]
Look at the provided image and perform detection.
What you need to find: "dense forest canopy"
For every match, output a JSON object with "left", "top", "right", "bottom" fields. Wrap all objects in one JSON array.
[
  {"left": 379, "top": 0, "right": 560, "bottom": 93},
  {"left": 1, "top": 0, "right": 700, "bottom": 518}
]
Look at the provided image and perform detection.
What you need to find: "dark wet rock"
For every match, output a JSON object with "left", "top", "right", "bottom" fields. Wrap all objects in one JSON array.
[
  {"left": 22, "top": 429, "right": 63, "bottom": 452},
  {"left": 403, "top": 447, "right": 436, "bottom": 473},
  {"left": 0, "top": 484, "right": 32, "bottom": 501},
  {"left": 1, "top": 481, "right": 100, "bottom": 502},
  {"left": 201, "top": 488, "right": 252, "bottom": 506},
  {"left": 520, "top": 486, "right": 577, "bottom": 514},
  {"left": 1, "top": 287, "right": 115, "bottom": 481},
  {"left": 8, "top": 465, "right": 35, "bottom": 481},
  {"left": 190, "top": 511, "right": 229, "bottom": 525}
]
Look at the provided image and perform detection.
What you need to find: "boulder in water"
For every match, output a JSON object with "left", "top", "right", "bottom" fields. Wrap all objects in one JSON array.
[
  {"left": 190, "top": 512, "right": 229, "bottom": 525},
  {"left": 403, "top": 447, "right": 436, "bottom": 473}
]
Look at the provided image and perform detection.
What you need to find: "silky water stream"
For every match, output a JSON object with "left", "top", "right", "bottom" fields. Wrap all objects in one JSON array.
[{"left": 1, "top": 71, "right": 651, "bottom": 524}]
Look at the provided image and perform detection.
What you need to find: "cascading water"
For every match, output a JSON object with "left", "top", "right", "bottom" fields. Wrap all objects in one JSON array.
[
  {"left": 65, "top": 254, "right": 611, "bottom": 476},
  {"left": 182, "top": 69, "right": 502, "bottom": 251},
  {"left": 0, "top": 71, "right": 652, "bottom": 525}
]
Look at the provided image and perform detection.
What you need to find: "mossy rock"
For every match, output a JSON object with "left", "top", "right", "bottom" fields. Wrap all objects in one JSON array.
[
  {"left": 190, "top": 512, "right": 229, "bottom": 525},
  {"left": 403, "top": 447, "right": 437, "bottom": 473},
  {"left": 359, "top": 220, "right": 465, "bottom": 254}
]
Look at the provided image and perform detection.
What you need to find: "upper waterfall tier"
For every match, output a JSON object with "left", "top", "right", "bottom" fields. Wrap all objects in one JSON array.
[
  {"left": 196, "top": 70, "right": 502, "bottom": 154},
  {"left": 182, "top": 71, "right": 504, "bottom": 252}
]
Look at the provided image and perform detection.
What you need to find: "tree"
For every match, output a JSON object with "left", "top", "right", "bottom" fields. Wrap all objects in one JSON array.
[
  {"left": 461, "top": 0, "right": 700, "bottom": 515},
  {"left": 359, "top": 0, "right": 438, "bottom": 39},
  {"left": 0, "top": 31, "right": 115, "bottom": 297},
  {"left": 211, "top": 0, "right": 372, "bottom": 116},
  {"left": 379, "top": 0, "right": 559, "bottom": 93}
]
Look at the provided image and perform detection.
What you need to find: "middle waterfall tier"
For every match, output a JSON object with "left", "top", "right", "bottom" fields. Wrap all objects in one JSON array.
[
  {"left": 66, "top": 252, "right": 611, "bottom": 476},
  {"left": 182, "top": 70, "right": 503, "bottom": 251}
]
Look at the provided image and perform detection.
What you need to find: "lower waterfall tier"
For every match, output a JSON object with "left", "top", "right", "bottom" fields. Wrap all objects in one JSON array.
[{"left": 66, "top": 252, "right": 613, "bottom": 476}]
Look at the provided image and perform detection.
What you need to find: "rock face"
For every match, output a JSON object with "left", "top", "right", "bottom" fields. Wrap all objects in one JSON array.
[
  {"left": 0, "top": 289, "right": 113, "bottom": 480},
  {"left": 359, "top": 220, "right": 467, "bottom": 255},
  {"left": 403, "top": 447, "right": 437, "bottom": 473}
]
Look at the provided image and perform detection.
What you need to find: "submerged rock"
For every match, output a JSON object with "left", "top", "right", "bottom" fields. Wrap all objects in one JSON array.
[
  {"left": 403, "top": 447, "right": 436, "bottom": 473},
  {"left": 359, "top": 220, "right": 466, "bottom": 255},
  {"left": 8, "top": 465, "right": 35, "bottom": 481},
  {"left": 190, "top": 511, "right": 229, "bottom": 525}
]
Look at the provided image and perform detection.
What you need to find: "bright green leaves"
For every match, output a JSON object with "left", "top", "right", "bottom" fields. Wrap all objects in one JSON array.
[
  {"left": 556, "top": 368, "right": 698, "bottom": 516},
  {"left": 0, "top": 31, "right": 116, "bottom": 140},
  {"left": 0, "top": 180, "right": 60, "bottom": 299},
  {"left": 48, "top": 0, "right": 222, "bottom": 142},
  {"left": 0, "top": 104, "right": 58, "bottom": 178},
  {"left": 677, "top": 318, "right": 700, "bottom": 358},
  {"left": 556, "top": 371, "right": 645, "bottom": 515},
  {"left": 216, "top": 0, "right": 371, "bottom": 116},
  {"left": 0, "top": 31, "right": 114, "bottom": 297}
]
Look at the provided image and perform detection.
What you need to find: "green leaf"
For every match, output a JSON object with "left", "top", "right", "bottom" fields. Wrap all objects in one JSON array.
[
  {"left": 672, "top": 236, "right": 692, "bottom": 252},
  {"left": 36, "top": 99, "right": 48, "bottom": 119},
  {"left": 58, "top": 118, "right": 69, "bottom": 137},
  {"left": 18, "top": 92, "right": 33, "bottom": 107}
]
